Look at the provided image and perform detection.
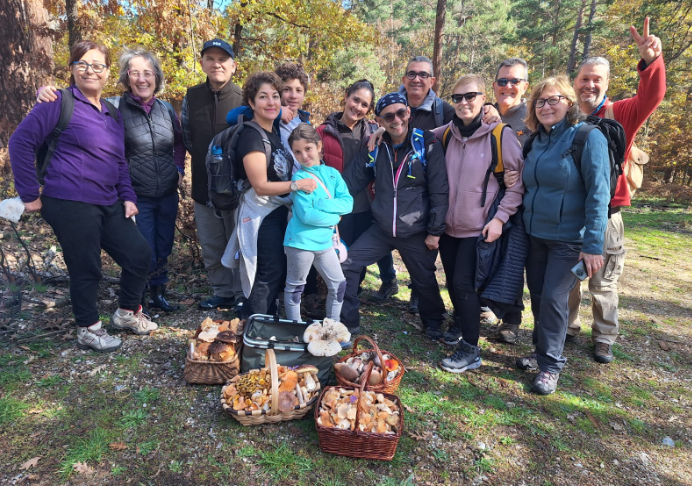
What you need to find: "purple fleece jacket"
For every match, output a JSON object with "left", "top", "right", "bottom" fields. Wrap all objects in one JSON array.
[
  {"left": 432, "top": 120, "right": 525, "bottom": 238},
  {"left": 9, "top": 85, "right": 136, "bottom": 205}
]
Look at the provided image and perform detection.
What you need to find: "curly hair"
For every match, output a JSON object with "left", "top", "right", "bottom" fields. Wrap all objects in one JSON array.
[
  {"left": 524, "top": 75, "right": 585, "bottom": 133},
  {"left": 242, "top": 71, "right": 284, "bottom": 106},
  {"left": 275, "top": 62, "right": 309, "bottom": 92}
]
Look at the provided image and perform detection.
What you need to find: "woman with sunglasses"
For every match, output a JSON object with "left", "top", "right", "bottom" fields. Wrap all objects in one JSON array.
[
  {"left": 433, "top": 75, "right": 524, "bottom": 373},
  {"left": 37, "top": 48, "right": 185, "bottom": 314},
  {"left": 518, "top": 76, "right": 610, "bottom": 395},
  {"left": 9, "top": 40, "right": 157, "bottom": 352}
]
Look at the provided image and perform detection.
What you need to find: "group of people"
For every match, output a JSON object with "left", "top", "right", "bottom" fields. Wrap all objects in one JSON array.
[{"left": 9, "top": 17, "right": 665, "bottom": 395}]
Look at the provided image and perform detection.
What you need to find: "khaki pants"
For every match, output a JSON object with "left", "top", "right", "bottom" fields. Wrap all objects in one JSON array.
[{"left": 567, "top": 211, "right": 625, "bottom": 344}]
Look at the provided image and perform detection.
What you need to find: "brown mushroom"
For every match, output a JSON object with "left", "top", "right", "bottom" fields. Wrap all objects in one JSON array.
[
  {"left": 215, "top": 331, "right": 238, "bottom": 344},
  {"left": 278, "top": 391, "right": 298, "bottom": 413},
  {"left": 208, "top": 342, "right": 231, "bottom": 362},
  {"left": 338, "top": 364, "right": 360, "bottom": 383}
]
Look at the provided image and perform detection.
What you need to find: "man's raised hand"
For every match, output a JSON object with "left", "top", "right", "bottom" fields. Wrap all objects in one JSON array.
[{"left": 630, "top": 17, "right": 663, "bottom": 65}]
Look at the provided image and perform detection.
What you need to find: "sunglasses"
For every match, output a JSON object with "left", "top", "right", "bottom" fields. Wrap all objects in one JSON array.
[
  {"left": 495, "top": 78, "right": 526, "bottom": 87},
  {"left": 73, "top": 61, "right": 108, "bottom": 73},
  {"left": 380, "top": 108, "right": 408, "bottom": 123},
  {"left": 451, "top": 92, "right": 484, "bottom": 104},
  {"left": 534, "top": 95, "right": 568, "bottom": 108},
  {"left": 405, "top": 71, "right": 432, "bottom": 80}
]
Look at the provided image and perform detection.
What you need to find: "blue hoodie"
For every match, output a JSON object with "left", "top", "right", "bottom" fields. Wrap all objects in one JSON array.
[
  {"left": 284, "top": 163, "right": 354, "bottom": 251},
  {"left": 522, "top": 118, "right": 610, "bottom": 255}
]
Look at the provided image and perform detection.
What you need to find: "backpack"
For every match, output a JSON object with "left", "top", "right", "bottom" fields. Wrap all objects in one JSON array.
[
  {"left": 522, "top": 116, "right": 626, "bottom": 216},
  {"left": 442, "top": 122, "right": 511, "bottom": 207},
  {"left": 36, "top": 89, "right": 118, "bottom": 184},
  {"left": 365, "top": 128, "right": 428, "bottom": 171},
  {"left": 433, "top": 97, "right": 444, "bottom": 128},
  {"left": 205, "top": 115, "right": 272, "bottom": 213},
  {"left": 604, "top": 104, "right": 649, "bottom": 198}
]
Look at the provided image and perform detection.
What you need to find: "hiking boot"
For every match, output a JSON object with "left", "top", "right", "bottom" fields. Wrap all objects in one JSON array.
[
  {"left": 77, "top": 321, "right": 122, "bottom": 353},
  {"left": 302, "top": 294, "right": 326, "bottom": 319},
  {"left": 425, "top": 327, "right": 443, "bottom": 341},
  {"left": 516, "top": 352, "right": 538, "bottom": 371},
  {"left": 198, "top": 295, "right": 236, "bottom": 310},
  {"left": 442, "top": 324, "right": 464, "bottom": 346},
  {"left": 594, "top": 342, "right": 614, "bottom": 364},
  {"left": 497, "top": 322, "right": 519, "bottom": 344},
  {"left": 565, "top": 332, "right": 578, "bottom": 343},
  {"left": 531, "top": 371, "right": 560, "bottom": 395},
  {"left": 440, "top": 340, "right": 482, "bottom": 373},
  {"left": 150, "top": 284, "right": 180, "bottom": 312},
  {"left": 408, "top": 294, "right": 419, "bottom": 314},
  {"left": 368, "top": 281, "right": 399, "bottom": 303},
  {"left": 480, "top": 307, "right": 497, "bottom": 325},
  {"left": 111, "top": 306, "right": 158, "bottom": 335}
]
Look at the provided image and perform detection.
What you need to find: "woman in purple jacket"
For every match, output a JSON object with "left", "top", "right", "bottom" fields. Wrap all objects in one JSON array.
[
  {"left": 9, "top": 40, "right": 157, "bottom": 353},
  {"left": 432, "top": 74, "right": 525, "bottom": 373}
]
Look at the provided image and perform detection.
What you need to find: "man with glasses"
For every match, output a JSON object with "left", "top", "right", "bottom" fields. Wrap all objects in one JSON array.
[
  {"left": 181, "top": 39, "right": 244, "bottom": 311},
  {"left": 340, "top": 93, "right": 449, "bottom": 338},
  {"left": 567, "top": 17, "right": 666, "bottom": 364},
  {"left": 399, "top": 56, "right": 456, "bottom": 131}
]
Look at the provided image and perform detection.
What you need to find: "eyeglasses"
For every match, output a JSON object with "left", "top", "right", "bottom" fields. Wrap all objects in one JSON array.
[
  {"left": 73, "top": 61, "right": 108, "bottom": 73},
  {"left": 534, "top": 95, "right": 568, "bottom": 108},
  {"left": 495, "top": 78, "right": 526, "bottom": 87},
  {"left": 451, "top": 92, "right": 484, "bottom": 104},
  {"left": 381, "top": 108, "right": 408, "bottom": 123},
  {"left": 127, "top": 70, "right": 155, "bottom": 79},
  {"left": 405, "top": 71, "right": 432, "bottom": 80}
]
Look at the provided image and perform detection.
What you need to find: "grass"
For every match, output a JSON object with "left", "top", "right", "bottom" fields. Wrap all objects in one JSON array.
[{"left": 58, "top": 428, "right": 111, "bottom": 479}]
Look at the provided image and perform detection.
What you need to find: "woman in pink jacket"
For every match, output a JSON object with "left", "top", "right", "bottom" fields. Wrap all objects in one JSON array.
[{"left": 434, "top": 74, "right": 525, "bottom": 373}]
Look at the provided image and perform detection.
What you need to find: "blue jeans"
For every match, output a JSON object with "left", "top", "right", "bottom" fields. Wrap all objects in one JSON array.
[{"left": 135, "top": 192, "right": 179, "bottom": 286}]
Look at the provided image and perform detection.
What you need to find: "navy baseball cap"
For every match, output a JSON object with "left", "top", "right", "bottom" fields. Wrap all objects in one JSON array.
[{"left": 201, "top": 39, "right": 234, "bottom": 59}]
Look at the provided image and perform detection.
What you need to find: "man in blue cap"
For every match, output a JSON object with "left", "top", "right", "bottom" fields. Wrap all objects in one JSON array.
[
  {"left": 181, "top": 39, "right": 244, "bottom": 311},
  {"left": 340, "top": 93, "right": 449, "bottom": 339}
]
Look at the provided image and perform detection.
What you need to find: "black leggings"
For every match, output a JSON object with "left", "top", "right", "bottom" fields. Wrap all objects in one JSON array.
[{"left": 439, "top": 234, "right": 481, "bottom": 346}]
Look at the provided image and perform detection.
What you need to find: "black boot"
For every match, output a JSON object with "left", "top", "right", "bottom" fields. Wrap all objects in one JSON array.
[
  {"left": 150, "top": 284, "right": 180, "bottom": 312},
  {"left": 140, "top": 288, "right": 151, "bottom": 316}
]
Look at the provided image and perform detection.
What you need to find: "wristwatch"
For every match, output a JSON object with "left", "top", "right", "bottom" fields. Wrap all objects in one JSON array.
[{"left": 290, "top": 181, "right": 299, "bottom": 192}]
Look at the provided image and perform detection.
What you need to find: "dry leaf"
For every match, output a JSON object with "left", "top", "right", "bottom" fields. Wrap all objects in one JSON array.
[
  {"left": 658, "top": 341, "right": 671, "bottom": 351},
  {"left": 89, "top": 365, "right": 107, "bottom": 376},
  {"left": 72, "top": 462, "right": 95, "bottom": 475},
  {"left": 403, "top": 404, "right": 415, "bottom": 413},
  {"left": 19, "top": 345, "right": 31, "bottom": 351},
  {"left": 584, "top": 410, "right": 600, "bottom": 429},
  {"left": 407, "top": 430, "right": 433, "bottom": 441},
  {"left": 20, "top": 457, "right": 40, "bottom": 470},
  {"left": 180, "top": 299, "right": 195, "bottom": 305},
  {"left": 30, "top": 432, "right": 41, "bottom": 438},
  {"left": 109, "top": 442, "right": 128, "bottom": 451},
  {"left": 610, "top": 421, "right": 624, "bottom": 431},
  {"left": 23, "top": 356, "right": 36, "bottom": 365}
]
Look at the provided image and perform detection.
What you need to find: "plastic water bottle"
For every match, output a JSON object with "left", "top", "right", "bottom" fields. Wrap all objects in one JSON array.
[{"left": 209, "top": 145, "right": 232, "bottom": 193}]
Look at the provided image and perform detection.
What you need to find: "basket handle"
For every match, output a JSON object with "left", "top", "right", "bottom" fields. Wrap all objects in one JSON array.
[
  {"left": 352, "top": 362, "right": 373, "bottom": 435},
  {"left": 266, "top": 348, "right": 280, "bottom": 416},
  {"left": 352, "top": 335, "right": 389, "bottom": 386}
]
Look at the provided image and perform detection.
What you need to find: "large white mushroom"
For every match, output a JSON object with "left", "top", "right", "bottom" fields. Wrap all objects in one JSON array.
[{"left": 303, "top": 319, "right": 351, "bottom": 357}]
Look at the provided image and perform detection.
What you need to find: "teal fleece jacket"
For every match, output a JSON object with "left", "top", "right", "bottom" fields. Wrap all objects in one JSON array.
[
  {"left": 284, "top": 163, "right": 354, "bottom": 251},
  {"left": 522, "top": 118, "right": 610, "bottom": 255}
]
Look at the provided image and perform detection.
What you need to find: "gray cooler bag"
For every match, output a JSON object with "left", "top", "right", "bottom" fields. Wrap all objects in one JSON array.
[{"left": 241, "top": 314, "right": 333, "bottom": 386}]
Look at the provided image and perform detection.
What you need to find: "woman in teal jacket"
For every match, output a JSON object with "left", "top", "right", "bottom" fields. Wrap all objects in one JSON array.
[
  {"left": 284, "top": 123, "right": 354, "bottom": 321},
  {"left": 518, "top": 76, "right": 610, "bottom": 395}
]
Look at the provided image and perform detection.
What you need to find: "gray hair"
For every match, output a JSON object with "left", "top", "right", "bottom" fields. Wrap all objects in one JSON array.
[
  {"left": 496, "top": 58, "right": 529, "bottom": 80},
  {"left": 578, "top": 57, "right": 610, "bottom": 78},
  {"left": 406, "top": 56, "right": 434, "bottom": 76},
  {"left": 118, "top": 48, "right": 165, "bottom": 94}
]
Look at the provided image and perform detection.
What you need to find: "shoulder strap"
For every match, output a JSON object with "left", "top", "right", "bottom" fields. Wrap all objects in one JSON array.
[
  {"left": 102, "top": 98, "right": 119, "bottom": 122},
  {"left": 410, "top": 128, "right": 426, "bottom": 167},
  {"left": 570, "top": 123, "right": 596, "bottom": 174},
  {"left": 244, "top": 120, "right": 273, "bottom": 169},
  {"left": 159, "top": 99, "right": 177, "bottom": 124},
  {"left": 433, "top": 97, "right": 444, "bottom": 127},
  {"left": 441, "top": 126, "right": 452, "bottom": 154},
  {"left": 481, "top": 123, "right": 508, "bottom": 207},
  {"left": 603, "top": 104, "right": 615, "bottom": 120},
  {"left": 522, "top": 132, "right": 537, "bottom": 159},
  {"left": 366, "top": 139, "right": 378, "bottom": 169},
  {"left": 37, "top": 88, "right": 75, "bottom": 184},
  {"left": 303, "top": 172, "right": 331, "bottom": 198}
]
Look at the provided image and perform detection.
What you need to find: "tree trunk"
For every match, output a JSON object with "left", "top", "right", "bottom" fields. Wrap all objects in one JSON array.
[
  {"left": 0, "top": 0, "right": 54, "bottom": 148},
  {"left": 567, "top": 0, "right": 586, "bottom": 74},
  {"left": 663, "top": 167, "right": 674, "bottom": 184},
  {"left": 66, "top": 0, "right": 80, "bottom": 49},
  {"left": 581, "top": 0, "right": 597, "bottom": 61},
  {"left": 431, "top": 0, "right": 448, "bottom": 94},
  {"left": 233, "top": 1, "right": 248, "bottom": 57}
]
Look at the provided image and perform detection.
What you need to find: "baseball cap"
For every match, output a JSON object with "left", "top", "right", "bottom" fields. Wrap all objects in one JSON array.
[{"left": 201, "top": 39, "right": 234, "bottom": 59}]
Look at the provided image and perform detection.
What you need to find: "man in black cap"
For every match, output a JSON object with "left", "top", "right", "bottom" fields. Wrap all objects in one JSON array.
[
  {"left": 181, "top": 39, "right": 244, "bottom": 310},
  {"left": 340, "top": 93, "right": 449, "bottom": 339}
]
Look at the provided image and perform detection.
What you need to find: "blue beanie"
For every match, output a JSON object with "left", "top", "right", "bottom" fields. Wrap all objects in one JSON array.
[{"left": 375, "top": 92, "right": 408, "bottom": 116}]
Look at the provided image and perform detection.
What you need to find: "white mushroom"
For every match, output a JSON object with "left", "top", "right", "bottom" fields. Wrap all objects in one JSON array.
[
  {"left": 304, "top": 373, "right": 317, "bottom": 392},
  {"left": 295, "top": 383, "right": 306, "bottom": 407},
  {"left": 322, "top": 318, "right": 351, "bottom": 343},
  {"left": 304, "top": 321, "right": 348, "bottom": 357},
  {"left": 197, "top": 328, "right": 219, "bottom": 342}
]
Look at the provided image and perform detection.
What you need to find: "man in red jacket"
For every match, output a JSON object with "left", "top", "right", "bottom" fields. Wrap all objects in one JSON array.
[{"left": 568, "top": 17, "right": 666, "bottom": 363}]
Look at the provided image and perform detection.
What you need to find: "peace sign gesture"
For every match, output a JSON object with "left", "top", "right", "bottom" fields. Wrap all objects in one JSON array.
[{"left": 630, "top": 17, "right": 663, "bottom": 65}]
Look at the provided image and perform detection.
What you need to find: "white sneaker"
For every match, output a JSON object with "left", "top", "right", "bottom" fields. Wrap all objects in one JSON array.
[
  {"left": 111, "top": 306, "right": 158, "bottom": 335},
  {"left": 77, "top": 321, "right": 122, "bottom": 352}
]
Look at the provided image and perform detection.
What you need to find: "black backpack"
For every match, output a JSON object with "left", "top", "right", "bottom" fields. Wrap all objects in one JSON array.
[
  {"left": 36, "top": 88, "right": 118, "bottom": 184},
  {"left": 522, "top": 115, "right": 626, "bottom": 216},
  {"left": 205, "top": 115, "right": 272, "bottom": 213}
]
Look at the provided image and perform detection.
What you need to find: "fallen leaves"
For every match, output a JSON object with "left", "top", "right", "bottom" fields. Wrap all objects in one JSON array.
[
  {"left": 19, "top": 457, "right": 40, "bottom": 470},
  {"left": 72, "top": 462, "right": 95, "bottom": 475},
  {"left": 89, "top": 364, "right": 107, "bottom": 376},
  {"left": 179, "top": 299, "right": 195, "bottom": 305},
  {"left": 408, "top": 430, "right": 433, "bottom": 441},
  {"left": 658, "top": 340, "right": 671, "bottom": 351},
  {"left": 109, "top": 442, "right": 128, "bottom": 451}
]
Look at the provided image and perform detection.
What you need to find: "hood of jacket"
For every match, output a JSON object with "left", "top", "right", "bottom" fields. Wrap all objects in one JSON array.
[{"left": 398, "top": 84, "right": 438, "bottom": 112}]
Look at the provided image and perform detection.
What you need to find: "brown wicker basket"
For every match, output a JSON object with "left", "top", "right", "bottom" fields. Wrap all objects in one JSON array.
[
  {"left": 220, "top": 348, "right": 320, "bottom": 426},
  {"left": 335, "top": 335, "right": 405, "bottom": 394},
  {"left": 184, "top": 342, "right": 242, "bottom": 385},
  {"left": 314, "top": 369, "right": 404, "bottom": 461}
]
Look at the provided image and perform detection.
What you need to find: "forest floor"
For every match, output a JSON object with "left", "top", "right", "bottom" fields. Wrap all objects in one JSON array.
[{"left": 0, "top": 185, "right": 691, "bottom": 486}]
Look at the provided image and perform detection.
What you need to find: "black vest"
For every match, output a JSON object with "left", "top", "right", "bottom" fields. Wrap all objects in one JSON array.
[
  {"left": 119, "top": 93, "right": 178, "bottom": 198},
  {"left": 184, "top": 79, "right": 243, "bottom": 203}
]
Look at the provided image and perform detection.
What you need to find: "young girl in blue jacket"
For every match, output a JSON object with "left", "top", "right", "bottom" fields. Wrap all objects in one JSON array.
[{"left": 283, "top": 124, "right": 354, "bottom": 321}]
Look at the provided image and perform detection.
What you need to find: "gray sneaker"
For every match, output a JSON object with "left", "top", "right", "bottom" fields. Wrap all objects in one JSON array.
[
  {"left": 77, "top": 321, "right": 122, "bottom": 353},
  {"left": 111, "top": 306, "right": 158, "bottom": 335},
  {"left": 516, "top": 352, "right": 538, "bottom": 371},
  {"left": 440, "top": 340, "right": 481, "bottom": 373},
  {"left": 531, "top": 371, "right": 560, "bottom": 395}
]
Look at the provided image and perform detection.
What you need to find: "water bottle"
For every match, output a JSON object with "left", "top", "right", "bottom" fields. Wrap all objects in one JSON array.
[{"left": 209, "top": 145, "right": 232, "bottom": 194}]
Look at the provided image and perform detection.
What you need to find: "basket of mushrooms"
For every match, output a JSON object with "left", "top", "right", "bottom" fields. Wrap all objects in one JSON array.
[
  {"left": 220, "top": 348, "right": 321, "bottom": 426},
  {"left": 335, "top": 335, "right": 405, "bottom": 394},
  {"left": 184, "top": 317, "right": 244, "bottom": 385}
]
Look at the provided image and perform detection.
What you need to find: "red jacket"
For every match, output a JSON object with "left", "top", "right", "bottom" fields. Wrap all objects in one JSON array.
[
  {"left": 316, "top": 112, "right": 377, "bottom": 173},
  {"left": 594, "top": 55, "right": 666, "bottom": 208}
]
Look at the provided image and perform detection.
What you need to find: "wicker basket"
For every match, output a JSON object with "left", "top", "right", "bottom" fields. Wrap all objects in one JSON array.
[
  {"left": 184, "top": 342, "right": 242, "bottom": 385},
  {"left": 314, "top": 369, "right": 404, "bottom": 461},
  {"left": 220, "top": 348, "right": 320, "bottom": 426},
  {"left": 335, "top": 335, "right": 405, "bottom": 394}
]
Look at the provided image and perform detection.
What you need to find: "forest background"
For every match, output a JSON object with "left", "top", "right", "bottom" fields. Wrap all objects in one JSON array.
[{"left": 1, "top": 0, "right": 691, "bottom": 185}]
